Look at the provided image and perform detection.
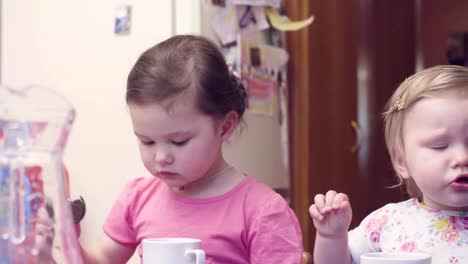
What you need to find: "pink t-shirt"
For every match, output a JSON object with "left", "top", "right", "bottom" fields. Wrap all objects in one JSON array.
[{"left": 103, "top": 174, "right": 303, "bottom": 264}]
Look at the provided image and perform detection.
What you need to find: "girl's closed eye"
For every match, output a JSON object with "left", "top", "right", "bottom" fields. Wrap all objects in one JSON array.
[
  {"left": 422, "top": 135, "right": 449, "bottom": 150},
  {"left": 171, "top": 138, "right": 190, "bottom": 146},
  {"left": 430, "top": 144, "right": 448, "bottom": 150},
  {"left": 427, "top": 141, "right": 448, "bottom": 150},
  {"left": 140, "top": 140, "right": 155, "bottom": 146}
]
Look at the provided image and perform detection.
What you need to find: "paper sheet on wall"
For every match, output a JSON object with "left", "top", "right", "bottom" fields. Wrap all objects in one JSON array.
[
  {"left": 237, "top": 6, "right": 270, "bottom": 35},
  {"left": 240, "top": 37, "right": 288, "bottom": 117},
  {"left": 232, "top": 0, "right": 281, "bottom": 8},
  {"left": 209, "top": 0, "right": 270, "bottom": 45},
  {"left": 265, "top": 7, "right": 314, "bottom": 31},
  {"left": 210, "top": 0, "right": 238, "bottom": 44},
  {"left": 114, "top": 5, "right": 132, "bottom": 35}
]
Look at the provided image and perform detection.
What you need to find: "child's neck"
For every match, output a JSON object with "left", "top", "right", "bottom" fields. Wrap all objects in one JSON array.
[
  {"left": 173, "top": 165, "right": 244, "bottom": 198},
  {"left": 179, "top": 165, "right": 234, "bottom": 191}
]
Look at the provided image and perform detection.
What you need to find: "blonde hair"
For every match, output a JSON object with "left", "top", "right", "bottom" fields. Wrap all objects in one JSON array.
[{"left": 383, "top": 65, "right": 468, "bottom": 199}]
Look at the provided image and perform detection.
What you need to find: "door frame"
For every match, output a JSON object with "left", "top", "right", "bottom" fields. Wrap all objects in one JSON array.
[{"left": 285, "top": 0, "right": 313, "bottom": 251}]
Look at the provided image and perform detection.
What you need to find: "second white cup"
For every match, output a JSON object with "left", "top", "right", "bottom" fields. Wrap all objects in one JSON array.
[
  {"left": 360, "top": 252, "right": 431, "bottom": 264},
  {"left": 142, "top": 238, "right": 205, "bottom": 264}
]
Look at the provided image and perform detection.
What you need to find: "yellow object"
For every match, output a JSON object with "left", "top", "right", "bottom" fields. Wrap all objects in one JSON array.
[
  {"left": 434, "top": 218, "right": 450, "bottom": 231},
  {"left": 266, "top": 7, "right": 314, "bottom": 31}
]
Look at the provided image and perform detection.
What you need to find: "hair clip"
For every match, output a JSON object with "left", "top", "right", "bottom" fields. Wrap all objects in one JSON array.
[{"left": 392, "top": 98, "right": 404, "bottom": 111}]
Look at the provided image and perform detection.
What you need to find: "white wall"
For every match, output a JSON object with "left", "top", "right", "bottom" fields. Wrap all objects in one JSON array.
[
  {"left": 2, "top": 1, "right": 288, "bottom": 263},
  {"left": 3, "top": 1, "right": 173, "bottom": 263}
]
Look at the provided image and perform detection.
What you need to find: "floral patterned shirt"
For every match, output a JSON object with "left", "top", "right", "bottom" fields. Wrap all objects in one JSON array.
[{"left": 348, "top": 198, "right": 468, "bottom": 264}]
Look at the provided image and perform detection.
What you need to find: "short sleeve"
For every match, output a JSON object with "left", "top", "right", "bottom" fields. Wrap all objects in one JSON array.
[
  {"left": 103, "top": 178, "right": 143, "bottom": 246},
  {"left": 248, "top": 193, "right": 303, "bottom": 264},
  {"left": 348, "top": 208, "right": 385, "bottom": 264}
]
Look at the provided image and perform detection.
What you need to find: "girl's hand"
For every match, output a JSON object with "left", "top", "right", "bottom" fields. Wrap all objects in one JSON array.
[
  {"left": 35, "top": 207, "right": 57, "bottom": 263},
  {"left": 309, "top": 190, "right": 352, "bottom": 238}
]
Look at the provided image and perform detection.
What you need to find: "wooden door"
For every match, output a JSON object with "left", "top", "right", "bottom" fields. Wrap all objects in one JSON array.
[
  {"left": 286, "top": 0, "right": 415, "bottom": 254},
  {"left": 418, "top": 0, "right": 468, "bottom": 68}
]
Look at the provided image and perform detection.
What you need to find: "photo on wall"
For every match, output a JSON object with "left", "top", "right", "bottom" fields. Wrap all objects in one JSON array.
[{"left": 114, "top": 5, "right": 132, "bottom": 35}]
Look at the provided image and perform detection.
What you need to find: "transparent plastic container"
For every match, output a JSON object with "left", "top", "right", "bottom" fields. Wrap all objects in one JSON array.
[{"left": 0, "top": 85, "right": 82, "bottom": 263}]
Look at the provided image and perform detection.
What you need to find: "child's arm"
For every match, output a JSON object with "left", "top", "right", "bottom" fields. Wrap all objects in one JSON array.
[
  {"left": 80, "top": 233, "right": 136, "bottom": 264},
  {"left": 309, "top": 190, "right": 353, "bottom": 264},
  {"left": 34, "top": 208, "right": 134, "bottom": 264}
]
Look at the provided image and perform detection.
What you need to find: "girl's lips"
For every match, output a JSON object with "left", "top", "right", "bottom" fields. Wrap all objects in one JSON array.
[
  {"left": 158, "top": 171, "right": 178, "bottom": 178},
  {"left": 450, "top": 174, "right": 468, "bottom": 190},
  {"left": 450, "top": 182, "right": 468, "bottom": 190}
]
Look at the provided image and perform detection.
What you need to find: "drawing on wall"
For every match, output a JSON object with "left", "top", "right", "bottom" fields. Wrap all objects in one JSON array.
[
  {"left": 239, "top": 37, "right": 288, "bottom": 117},
  {"left": 114, "top": 5, "right": 132, "bottom": 35},
  {"left": 204, "top": 0, "right": 313, "bottom": 117},
  {"left": 232, "top": 0, "right": 281, "bottom": 8},
  {"left": 209, "top": 0, "right": 269, "bottom": 45}
]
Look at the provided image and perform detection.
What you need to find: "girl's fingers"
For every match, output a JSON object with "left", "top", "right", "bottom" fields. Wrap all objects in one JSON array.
[
  {"left": 325, "top": 190, "right": 338, "bottom": 209},
  {"left": 36, "top": 206, "right": 56, "bottom": 245},
  {"left": 36, "top": 222, "right": 55, "bottom": 239},
  {"left": 312, "top": 191, "right": 350, "bottom": 216},
  {"left": 309, "top": 204, "right": 324, "bottom": 221},
  {"left": 37, "top": 207, "right": 48, "bottom": 219},
  {"left": 332, "top": 193, "right": 349, "bottom": 209},
  {"left": 313, "top": 194, "right": 326, "bottom": 213}
]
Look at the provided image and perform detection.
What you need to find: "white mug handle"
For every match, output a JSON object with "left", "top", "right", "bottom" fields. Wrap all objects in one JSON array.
[{"left": 185, "top": 249, "right": 205, "bottom": 264}]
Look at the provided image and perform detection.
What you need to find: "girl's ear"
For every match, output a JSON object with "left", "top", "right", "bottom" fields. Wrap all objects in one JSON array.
[
  {"left": 219, "top": 111, "right": 239, "bottom": 140},
  {"left": 391, "top": 149, "right": 410, "bottom": 179}
]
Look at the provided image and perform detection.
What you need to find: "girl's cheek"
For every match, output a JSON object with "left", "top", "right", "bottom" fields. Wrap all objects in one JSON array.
[{"left": 140, "top": 150, "right": 153, "bottom": 166}]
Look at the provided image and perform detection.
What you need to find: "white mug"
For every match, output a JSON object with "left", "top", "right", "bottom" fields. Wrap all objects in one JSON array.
[
  {"left": 360, "top": 252, "right": 431, "bottom": 264},
  {"left": 142, "top": 238, "right": 205, "bottom": 264}
]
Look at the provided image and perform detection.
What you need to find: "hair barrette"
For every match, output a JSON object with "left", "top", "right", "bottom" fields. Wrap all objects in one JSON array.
[{"left": 392, "top": 98, "right": 404, "bottom": 111}]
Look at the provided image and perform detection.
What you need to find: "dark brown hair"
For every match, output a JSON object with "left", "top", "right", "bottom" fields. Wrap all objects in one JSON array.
[{"left": 126, "top": 35, "right": 247, "bottom": 121}]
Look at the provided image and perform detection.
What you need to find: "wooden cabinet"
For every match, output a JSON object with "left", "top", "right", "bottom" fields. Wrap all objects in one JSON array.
[
  {"left": 285, "top": 0, "right": 415, "bottom": 253},
  {"left": 418, "top": 0, "right": 468, "bottom": 68}
]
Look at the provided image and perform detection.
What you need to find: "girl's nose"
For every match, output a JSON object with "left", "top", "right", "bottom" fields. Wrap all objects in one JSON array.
[
  {"left": 453, "top": 145, "right": 468, "bottom": 169},
  {"left": 154, "top": 147, "right": 174, "bottom": 165}
]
